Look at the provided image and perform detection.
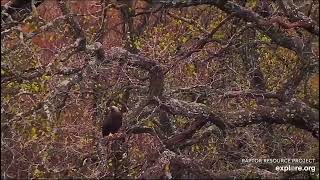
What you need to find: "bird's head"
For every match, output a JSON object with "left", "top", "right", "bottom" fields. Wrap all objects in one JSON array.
[{"left": 109, "top": 106, "right": 120, "bottom": 113}]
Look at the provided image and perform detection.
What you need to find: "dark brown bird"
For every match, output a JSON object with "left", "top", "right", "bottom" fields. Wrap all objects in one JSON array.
[{"left": 102, "top": 106, "right": 123, "bottom": 137}]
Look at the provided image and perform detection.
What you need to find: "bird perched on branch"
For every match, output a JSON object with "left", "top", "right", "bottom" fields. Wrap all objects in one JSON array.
[{"left": 102, "top": 106, "right": 123, "bottom": 137}]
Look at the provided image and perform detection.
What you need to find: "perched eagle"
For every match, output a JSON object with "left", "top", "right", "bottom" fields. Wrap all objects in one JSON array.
[{"left": 102, "top": 106, "right": 123, "bottom": 137}]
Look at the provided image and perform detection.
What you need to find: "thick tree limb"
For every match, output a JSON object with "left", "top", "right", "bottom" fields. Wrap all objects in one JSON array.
[
  {"left": 223, "top": 90, "right": 279, "bottom": 99},
  {"left": 106, "top": 47, "right": 172, "bottom": 135},
  {"left": 105, "top": 48, "right": 319, "bottom": 148},
  {"left": 277, "top": 0, "right": 319, "bottom": 36},
  {"left": 156, "top": 97, "right": 319, "bottom": 145},
  {"left": 155, "top": 98, "right": 226, "bottom": 149},
  {"left": 158, "top": 0, "right": 316, "bottom": 57},
  {"left": 157, "top": 0, "right": 317, "bottom": 102},
  {"left": 227, "top": 99, "right": 319, "bottom": 139}
]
